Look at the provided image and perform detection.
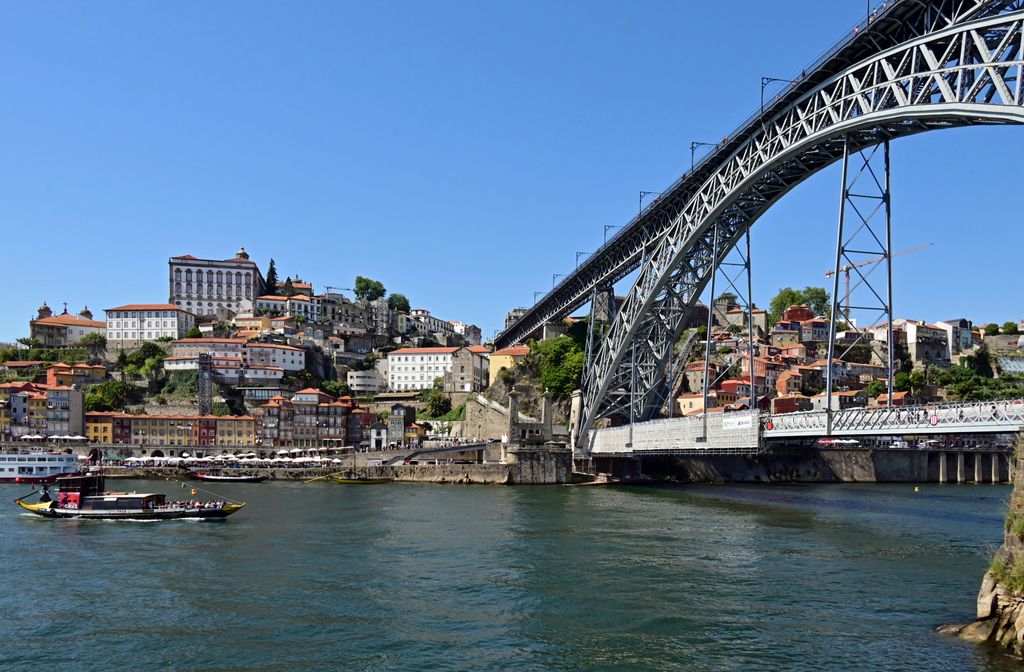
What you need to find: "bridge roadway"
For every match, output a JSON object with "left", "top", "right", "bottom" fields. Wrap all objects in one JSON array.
[{"left": 587, "top": 399, "right": 1024, "bottom": 456}]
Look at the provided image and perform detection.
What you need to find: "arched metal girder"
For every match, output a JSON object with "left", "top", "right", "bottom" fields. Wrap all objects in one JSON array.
[
  {"left": 495, "top": 0, "right": 1024, "bottom": 351},
  {"left": 578, "top": 10, "right": 1024, "bottom": 445}
]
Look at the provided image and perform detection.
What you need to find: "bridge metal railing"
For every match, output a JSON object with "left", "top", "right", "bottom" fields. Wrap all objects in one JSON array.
[
  {"left": 762, "top": 399, "right": 1024, "bottom": 437},
  {"left": 589, "top": 409, "right": 761, "bottom": 455}
]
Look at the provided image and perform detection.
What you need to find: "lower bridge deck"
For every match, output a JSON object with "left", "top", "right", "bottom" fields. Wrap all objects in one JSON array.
[{"left": 586, "top": 400, "right": 1024, "bottom": 457}]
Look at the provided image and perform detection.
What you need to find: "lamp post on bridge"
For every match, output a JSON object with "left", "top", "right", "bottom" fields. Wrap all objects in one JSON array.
[
  {"left": 760, "top": 76, "right": 798, "bottom": 127},
  {"left": 552, "top": 273, "right": 565, "bottom": 287},
  {"left": 575, "top": 251, "right": 591, "bottom": 269},
  {"left": 533, "top": 291, "right": 545, "bottom": 305},
  {"left": 639, "top": 191, "right": 661, "bottom": 218},
  {"left": 690, "top": 142, "right": 717, "bottom": 171},
  {"left": 604, "top": 224, "right": 623, "bottom": 244}
]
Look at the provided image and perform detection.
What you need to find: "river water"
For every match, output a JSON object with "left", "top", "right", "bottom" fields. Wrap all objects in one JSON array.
[{"left": 0, "top": 480, "right": 1018, "bottom": 671}]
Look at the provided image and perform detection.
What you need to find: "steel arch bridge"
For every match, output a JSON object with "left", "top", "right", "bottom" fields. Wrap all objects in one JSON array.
[{"left": 493, "top": 0, "right": 1024, "bottom": 450}]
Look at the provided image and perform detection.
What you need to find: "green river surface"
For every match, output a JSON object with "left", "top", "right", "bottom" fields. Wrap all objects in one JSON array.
[{"left": 0, "top": 480, "right": 1019, "bottom": 671}]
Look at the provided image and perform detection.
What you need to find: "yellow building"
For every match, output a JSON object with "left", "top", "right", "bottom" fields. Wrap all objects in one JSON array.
[
  {"left": 488, "top": 345, "right": 530, "bottom": 386},
  {"left": 215, "top": 416, "right": 257, "bottom": 447},
  {"left": 28, "top": 393, "right": 48, "bottom": 433},
  {"left": 85, "top": 412, "right": 116, "bottom": 444}
]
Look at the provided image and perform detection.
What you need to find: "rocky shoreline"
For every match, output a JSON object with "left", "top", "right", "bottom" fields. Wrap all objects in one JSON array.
[{"left": 939, "top": 430, "right": 1024, "bottom": 655}]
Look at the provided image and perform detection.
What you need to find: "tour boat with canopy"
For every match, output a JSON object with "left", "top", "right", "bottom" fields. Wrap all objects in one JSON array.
[{"left": 14, "top": 473, "right": 245, "bottom": 520}]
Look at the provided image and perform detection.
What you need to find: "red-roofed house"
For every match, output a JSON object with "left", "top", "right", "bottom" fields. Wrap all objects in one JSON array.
[{"left": 30, "top": 303, "right": 105, "bottom": 346}]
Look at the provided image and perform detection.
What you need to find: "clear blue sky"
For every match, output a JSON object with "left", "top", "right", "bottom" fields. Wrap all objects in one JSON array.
[{"left": 1, "top": 1, "right": 1020, "bottom": 343}]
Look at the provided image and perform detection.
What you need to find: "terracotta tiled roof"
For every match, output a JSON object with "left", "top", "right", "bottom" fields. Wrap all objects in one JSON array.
[
  {"left": 246, "top": 343, "right": 304, "bottom": 351},
  {"left": 33, "top": 314, "right": 106, "bottom": 329},
  {"left": 467, "top": 345, "right": 490, "bottom": 354},
  {"left": 492, "top": 345, "right": 529, "bottom": 357}
]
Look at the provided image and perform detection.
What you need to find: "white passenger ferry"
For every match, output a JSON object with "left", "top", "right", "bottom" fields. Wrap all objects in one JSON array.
[{"left": 0, "top": 452, "right": 80, "bottom": 483}]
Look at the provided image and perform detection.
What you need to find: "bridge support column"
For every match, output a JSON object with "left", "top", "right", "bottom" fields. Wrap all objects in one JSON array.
[
  {"left": 957, "top": 453, "right": 965, "bottom": 484},
  {"left": 1009, "top": 454, "right": 1015, "bottom": 484},
  {"left": 939, "top": 452, "right": 947, "bottom": 484},
  {"left": 993, "top": 453, "right": 1000, "bottom": 484},
  {"left": 974, "top": 454, "right": 982, "bottom": 484},
  {"left": 826, "top": 139, "right": 894, "bottom": 409}
]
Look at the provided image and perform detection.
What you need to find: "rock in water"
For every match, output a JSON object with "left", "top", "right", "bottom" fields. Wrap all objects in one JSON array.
[
  {"left": 977, "top": 571, "right": 999, "bottom": 619},
  {"left": 959, "top": 618, "right": 999, "bottom": 643}
]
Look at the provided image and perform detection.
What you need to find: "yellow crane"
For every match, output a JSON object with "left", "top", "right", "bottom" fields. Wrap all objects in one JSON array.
[{"left": 825, "top": 242, "right": 933, "bottom": 308}]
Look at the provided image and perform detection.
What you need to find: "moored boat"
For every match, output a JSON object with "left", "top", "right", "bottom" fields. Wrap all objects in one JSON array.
[
  {"left": 0, "top": 452, "right": 80, "bottom": 483},
  {"left": 331, "top": 477, "right": 391, "bottom": 485},
  {"left": 14, "top": 474, "right": 245, "bottom": 520},
  {"left": 190, "top": 473, "right": 268, "bottom": 483}
]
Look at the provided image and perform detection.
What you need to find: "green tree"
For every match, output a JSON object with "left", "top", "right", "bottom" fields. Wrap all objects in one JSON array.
[
  {"left": 184, "top": 326, "right": 202, "bottom": 338},
  {"left": 281, "top": 277, "right": 296, "bottom": 297},
  {"left": 909, "top": 369, "right": 925, "bottom": 396},
  {"left": 354, "top": 276, "right": 386, "bottom": 302},
  {"left": 126, "top": 342, "right": 165, "bottom": 368},
  {"left": 424, "top": 389, "right": 452, "bottom": 418},
  {"left": 320, "top": 379, "right": 352, "bottom": 398},
  {"left": 985, "top": 323, "right": 1001, "bottom": 336},
  {"left": 388, "top": 293, "right": 411, "bottom": 313},
  {"left": 768, "top": 286, "right": 831, "bottom": 325},
  {"left": 84, "top": 380, "right": 141, "bottom": 411},
  {"left": 162, "top": 370, "right": 199, "bottom": 396},
  {"left": 865, "top": 379, "right": 886, "bottom": 397},
  {"left": 716, "top": 292, "right": 738, "bottom": 307},
  {"left": 531, "top": 336, "right": 585, "bottom": 399},
  {"left": 16, "top": 337, "right": 42, "bottom": 349},
  {"left": 264, "top": 259, "right": 279, "bottom": 295},
  {"left": 1003, "top": 321, "right": 1020, "bottom": 335},
  {"left": 894, "top": 371, "right": 911, "bottom": 392},
  {"left": 79, "top": 333, "right": 107, "bottom": 360},
  {"left": 727, "top": 324, "right": 742, "bottom": 335}
]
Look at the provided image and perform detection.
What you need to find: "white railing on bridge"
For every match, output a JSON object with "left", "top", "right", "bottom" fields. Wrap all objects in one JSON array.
[
  {"left": 589, "top": 410, "right": 760, "bottom": 455},
  {"left": 763, "top": 399, "right": 1024, "bottom": 438}
]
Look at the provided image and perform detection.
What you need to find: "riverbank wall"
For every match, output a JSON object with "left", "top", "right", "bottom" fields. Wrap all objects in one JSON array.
[
  {"left": 946, "top": 431, "right": 1024, "bottom": 654},
  {"left": 639, "top": 448, "right": 1012, "bottom": 483},
  {"left": 102, "top": 448, "right": 573, "bottom": 485}
]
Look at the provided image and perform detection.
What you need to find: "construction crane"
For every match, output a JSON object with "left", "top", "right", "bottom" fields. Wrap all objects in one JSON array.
[{"left": 825, "top": 242, "right": 933, "bottom": 308}]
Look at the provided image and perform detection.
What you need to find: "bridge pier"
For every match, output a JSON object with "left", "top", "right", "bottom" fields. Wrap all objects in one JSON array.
[
  {"left": 939, "top": 452, "right": 947, "bottom": 484},
  {"left": 957, "top": 453, "right": 965, "bottom": 484},
  {"left": 974, "top": 454, "right": 982, "bottom": 484},
  {"left": 992, "top": 453, "right": 1000, "bottom": 484},
  {"left": 1009, "top": 454, "right": 1016, "bottom": 484}
]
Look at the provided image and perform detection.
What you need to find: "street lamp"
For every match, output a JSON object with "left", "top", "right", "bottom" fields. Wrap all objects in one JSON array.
[
  {"left": 690, "top": 141, "right": 718, "bottom": 171},
  {"left": 604, "top": 224, "right": 623, "bottom": 244},
  {"left": 576, "top": 251, "right": 591, "bottom": 268},
  {"left": 534, "top": 291, "right": 545, "bottom": 304},
  {"left": 639, "top": 191, "right": 661, "bottom": 217},
  {"left": 760, "top": 76, "right": 797, "bottom": 125},
  {"left": 552, "top": 273, "right": 565, "bottom": 287}
]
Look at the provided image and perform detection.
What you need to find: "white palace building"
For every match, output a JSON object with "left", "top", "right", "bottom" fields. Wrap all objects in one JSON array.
[{"left": 168, "top": 246, "right": 265, "bottom": 318}]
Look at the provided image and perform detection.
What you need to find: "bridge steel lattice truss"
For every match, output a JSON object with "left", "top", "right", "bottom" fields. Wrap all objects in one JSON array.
[{"left": 494, "top": 0, "right": 1024, "bottom": 451}]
